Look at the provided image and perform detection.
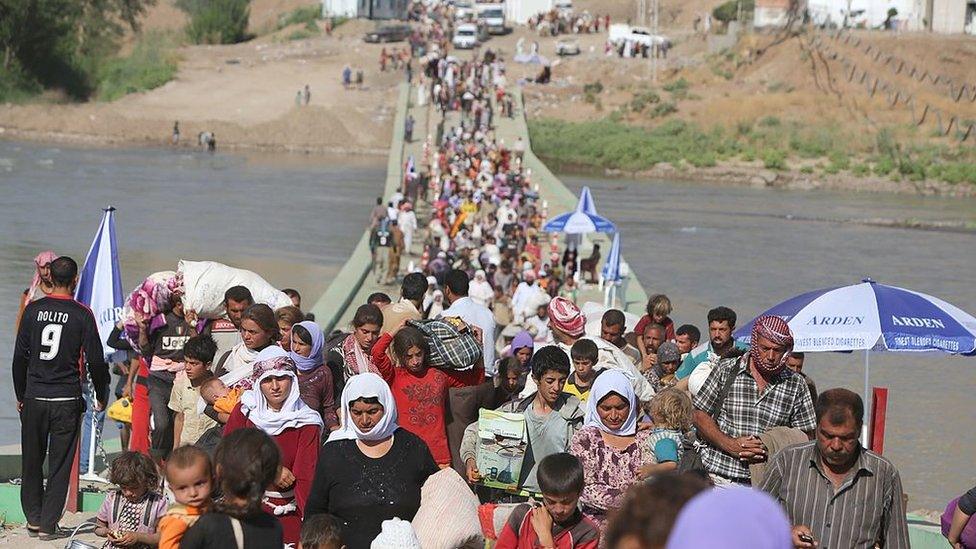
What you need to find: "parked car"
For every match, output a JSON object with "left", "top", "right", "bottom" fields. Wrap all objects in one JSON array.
[
  {"left": 364, "top": 24, "right": 412, "bottom": 43},
  {"left": 452, "top": 23, "right": 480, "bottom": 49},
  {"left": 555, "top": 37, "right": 580, "bottom": 55},
  {"left": 453, "top": 0, "right": 476, "bottom": 21}
]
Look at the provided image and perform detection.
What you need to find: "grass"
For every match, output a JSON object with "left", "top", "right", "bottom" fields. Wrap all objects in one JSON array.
[
  {"left": 96, "top": 32, "right": 180, "bottom": 102},
  {"left": 528, "top": 116, "right": 976, "bottom": 185},
  {"left": 277, "top": 5, "right": 322, "bottom": 29}
]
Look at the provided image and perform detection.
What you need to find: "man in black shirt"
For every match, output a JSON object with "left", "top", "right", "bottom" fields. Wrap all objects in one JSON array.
[{"left": 12, "top": 256, "right": 110, "bottom": 539}]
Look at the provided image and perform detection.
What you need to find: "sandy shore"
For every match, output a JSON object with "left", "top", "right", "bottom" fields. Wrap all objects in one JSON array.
[{"left": 0, "top": 19, "right": 398, "bottom": 155}]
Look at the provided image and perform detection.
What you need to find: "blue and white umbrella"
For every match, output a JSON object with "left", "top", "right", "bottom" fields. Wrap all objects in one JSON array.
[
  {"left": 543, "top": 186, "right": 617, "bottom": 234},
  {"left": 734, "top": 279, "right": 976, "bottom": 354},
  {"left": 75, "top": 207, "right": 126, "bottom": 363},
  {"left": 735, "top": 279, "right": 976, "bottom": 443},
  {"left": 601, "top": 232, "right": 624, "bottom": 307},
  {"left": 602, "top": 232, "right": 623, "bottom": 283}
]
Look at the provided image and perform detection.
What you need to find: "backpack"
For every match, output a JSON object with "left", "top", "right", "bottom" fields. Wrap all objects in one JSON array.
[{"left": 375, "top": 218, "right": 392, "bottom": 247}]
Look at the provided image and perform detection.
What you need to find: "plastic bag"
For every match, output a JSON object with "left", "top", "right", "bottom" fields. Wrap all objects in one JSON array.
[{"left": 179, "top": 260, "right": 291, "bottom": 318}]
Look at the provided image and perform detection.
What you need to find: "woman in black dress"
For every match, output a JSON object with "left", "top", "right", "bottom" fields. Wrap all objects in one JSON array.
[{"left": 306, "top": 372, "right": 438, "bottom": 549}]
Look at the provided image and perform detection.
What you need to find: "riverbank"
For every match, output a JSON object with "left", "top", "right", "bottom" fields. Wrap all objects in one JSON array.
[
  {"left": 530, "top": 118, "right": 976, "bottom": 197},
  {"left": 547, "top": 155, "right": 976, "bottom": 197},
  {"left": 0, "top": 18, "right": 398, "bottom": 155}
]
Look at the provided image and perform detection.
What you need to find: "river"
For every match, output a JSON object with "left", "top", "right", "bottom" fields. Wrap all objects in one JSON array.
[
  {"left": 0, "top": 140, "right": 385, "bottom": 444},
  {"left": 562, "top": 173, "right": 976, "bottom": 510},
  {"left": 0, "top": 140, "right": 971, "bottom": 509}
]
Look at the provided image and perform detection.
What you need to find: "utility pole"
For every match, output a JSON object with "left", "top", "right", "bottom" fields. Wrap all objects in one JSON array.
[{"left": 652, "top": 0, "right": 659, "bottom": 83}]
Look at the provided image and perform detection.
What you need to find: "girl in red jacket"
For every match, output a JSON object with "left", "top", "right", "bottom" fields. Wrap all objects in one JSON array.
[{"left": 372, "top": 325, "right": 483, "bottom": 466}]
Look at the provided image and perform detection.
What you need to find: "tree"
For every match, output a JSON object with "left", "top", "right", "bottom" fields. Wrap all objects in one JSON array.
[
  {"left": 178, "top": 0, "right": 251, "bottom": 44},
  {"left": 0, "top": 0, "right": 155, "bottom": 99}
]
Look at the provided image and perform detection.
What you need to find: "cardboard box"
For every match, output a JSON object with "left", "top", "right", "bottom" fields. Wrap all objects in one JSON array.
[{"left": 476, "top": 408, "right": 528, "bottom": 492}]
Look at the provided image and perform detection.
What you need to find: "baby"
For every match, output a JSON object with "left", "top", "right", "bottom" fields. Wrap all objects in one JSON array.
[{"left": 199, "top": 377, "right": 240, "bottom": 415}]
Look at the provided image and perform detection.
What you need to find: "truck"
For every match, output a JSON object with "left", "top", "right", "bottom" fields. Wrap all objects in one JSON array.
[{"left": 476, "top": 2, "right": 510, "bottom": 34}]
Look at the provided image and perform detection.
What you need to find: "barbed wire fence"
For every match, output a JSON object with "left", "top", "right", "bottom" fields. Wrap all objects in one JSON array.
[{"left": 804, "top": 31, "right": 976, "bottom": 143}]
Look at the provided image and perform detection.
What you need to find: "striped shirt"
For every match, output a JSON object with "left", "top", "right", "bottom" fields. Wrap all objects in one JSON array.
[
  {"left": 760, "top": 440, "right": 910, "bottom": 549},
  {"left": 693, "top": 355, "right": 816, "bottom": 481}
]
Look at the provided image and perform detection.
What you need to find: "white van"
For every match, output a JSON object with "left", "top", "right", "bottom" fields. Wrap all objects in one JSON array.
[
  {"left": 477, "top": 3, "right": 509, "bottom": 34},
  {"left": 453, "top": 23, "right": 480, "bottom": 49}
]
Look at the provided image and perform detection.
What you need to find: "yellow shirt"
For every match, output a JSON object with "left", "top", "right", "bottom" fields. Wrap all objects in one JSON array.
[
  {"left": 563, "top": 374, "right": 593, "bottom": 403},
  {"left": 167, "top": 372, "right": 218, "bottom": 445}
]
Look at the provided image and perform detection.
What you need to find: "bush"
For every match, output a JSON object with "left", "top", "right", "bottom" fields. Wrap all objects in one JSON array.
[
  {"left": 873, "top": 157, "right": 895, "bottom": 176},
  {"left": 662, "top": 78, "right": 689, "bottom": 94},
  {"left": 651, "top": 101, "right": 677, "bottom": 118},
  {"left": 278, "top": 5, "right": 321, "bottom": 29},
  {"left": 713, "top": 0, "right": 739, "bottom": 23},
  {"left": 582, "top": 81, "right": 604, "bottom": 94},
  {"left": 287, "top": 28, "right": 317, "bottom": 41},
  {"left": 629, "top": 90, "right": 660, "bottom": 112},
  {"left": 96, "top": 33, "right": 178, "bottom": 101},
  {"left": 179, "top": 0, "right": 251, "bottom": 44},
  {"left": 0, "top": 63, "right": 43, "bottom": 103},
  {"left": 759, "top": 115, "right": 781, "bottom": 127},
  {"left": 762, "top": 149, "right": 787, "bottom": 170}
]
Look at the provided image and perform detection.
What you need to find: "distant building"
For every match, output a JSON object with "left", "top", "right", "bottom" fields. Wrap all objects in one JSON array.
[
  {"left": 506, "top": 0, "right": 557, "bottom": 25},
  {"left": 321, "top": 0, "right": 408, "bottom": 19},
  {"left": 927, "top": 0, "right": 976, "bottom": 33},
  {"left": 322, "top": 0, "right": 357, "bottom": 18},
  {"left": 754, "top": 0, "right": 805, "bottom": 27},
  {"left": 805, "top": 0, "right": 926, "bottom": 30}
]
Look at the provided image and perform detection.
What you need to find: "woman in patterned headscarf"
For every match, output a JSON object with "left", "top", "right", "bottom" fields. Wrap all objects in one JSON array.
[
  {"left": 15, "top": 250, "right": 57, "bottom": 330},
  {"left": 223, "top": 350, "right": 322, "bottom": 546}
]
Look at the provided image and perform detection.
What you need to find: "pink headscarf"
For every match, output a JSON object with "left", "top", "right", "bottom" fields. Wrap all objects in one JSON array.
[
  {"left": 750, "top": 316, "right": 794, "bottom": 375},
  {"left": 29, "top": 251, "right": 57, "bottom": 298},
  {"left": 548, "top": 296, "right": 586, "bottom": 338}
]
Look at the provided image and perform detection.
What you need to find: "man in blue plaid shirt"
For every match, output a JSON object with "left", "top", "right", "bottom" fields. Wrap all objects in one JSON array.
[{"left": 692, "top": 315, "right": 816, "bottom": 484}]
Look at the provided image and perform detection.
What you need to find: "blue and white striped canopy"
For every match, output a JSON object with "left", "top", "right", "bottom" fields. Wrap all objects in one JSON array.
[
  {"left": 735, "top": 280, "right": 976, "bottom": 354},
  {"left": 543, "top": 186, "right": 617, "bottom": 234},
  {"left": 601, "top": 232, "right": 623, "bottom": 283}
]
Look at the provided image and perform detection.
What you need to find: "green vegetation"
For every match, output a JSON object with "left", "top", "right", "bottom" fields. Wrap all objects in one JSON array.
[
  {"left": 713, "top": 0, "right": 755, "bottom": 24},
  {"left": 273, "top": 6, "right": 349, "bottom": 41},
  {"left": 528, "top": 117, "right": 976, "bottom": 185},
  {"left": 628, "top": 91, "right": 660, "bottom": 113},
  {"left": 96, "top": 33, "right": 179, "bottom": 101},
  {"left": 178, "top": 0, "right": 252, "bottom": 45},
  {"left": 277, "top": 5, "right": 322, "bottom": 29},
  {"left": 0, "top": 0, "right": 155, "bottom": 101}
]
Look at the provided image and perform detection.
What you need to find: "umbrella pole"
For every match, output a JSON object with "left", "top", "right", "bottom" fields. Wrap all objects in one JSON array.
[{"left": 861, "top": 350, "right": 871, "bottom": 447}]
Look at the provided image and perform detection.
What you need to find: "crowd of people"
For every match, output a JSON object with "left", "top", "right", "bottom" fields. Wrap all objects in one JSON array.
[
  {"left": 526, "top": 11, "right": 610, "bottom": 37},
  {"left": 9, "top": 16, "right": 974, "bottom": 549}
]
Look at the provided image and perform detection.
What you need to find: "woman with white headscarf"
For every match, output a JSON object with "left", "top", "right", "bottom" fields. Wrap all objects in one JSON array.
[
  {"left": 307, "top": 373, "right": 438, "bottom": 549},
  {"left": 569, "top": 370, "right": 653, "bottom": 527},
  {"left": 223, "top": 348, "right": 323, "bottom": 546},
  {"left": 468, "top": 269, "right": 494, "bottom": 307}
]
